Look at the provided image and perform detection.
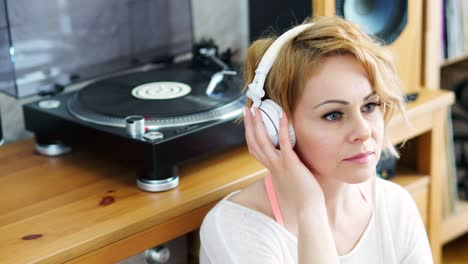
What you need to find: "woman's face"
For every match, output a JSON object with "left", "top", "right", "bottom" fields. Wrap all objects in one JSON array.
[{"left": 292, "top": 54, "right": 384, "bottom": 184}]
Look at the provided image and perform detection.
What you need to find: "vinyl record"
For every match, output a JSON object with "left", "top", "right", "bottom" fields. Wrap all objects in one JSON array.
[{"left": 73, "top": 63, "right": 243, "bottom": 118}]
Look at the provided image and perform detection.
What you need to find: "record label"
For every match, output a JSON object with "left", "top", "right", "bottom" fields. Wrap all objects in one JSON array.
[{"left": 131, "top": 82, "right": 191, "bottom": 100}]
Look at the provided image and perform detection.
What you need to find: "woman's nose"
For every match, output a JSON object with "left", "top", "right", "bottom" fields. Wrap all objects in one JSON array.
[{"left": 348, "top": 113, "right": 372, "bottom": 143}]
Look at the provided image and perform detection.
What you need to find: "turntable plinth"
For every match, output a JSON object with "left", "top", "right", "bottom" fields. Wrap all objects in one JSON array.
[{"left": 22, "top": 62, "right": 246, "bottom": 192}]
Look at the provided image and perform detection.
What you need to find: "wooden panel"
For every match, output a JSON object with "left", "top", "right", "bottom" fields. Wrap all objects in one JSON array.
[
  {"left": 65, "top": 202, "right": 216, "bottom": 264},
  {"left": 441, "top": 53, "right": 468, "bottom": 69},
  {"left": 442, "top": 201, "right": 468, "bottom": 244},
  {"left": 390, "top": 0, "right": 423, "bottom": 93},
  {"left": 388, "top": 113, "right": 433, "bottom": 145},
  {"left": 0, "top": 143, "right": 267, "bottom": 264},
  {"left": 443, "top": 232, "right": 468, "bottom": 263},
  {"left": 440, "top": 57, "right": 468, "bottom": 93},
  {"left": 418, "top": 110, "right": 445, "bottom": 264},
  {"left": 312, "top": 0, "right": 335, "bottom": 17},
  {"left": 387, "top": 89, "right": 454, "bottom": 145},
  {"left": 422, "top": 0, "right": 442, "bottom": 89}
]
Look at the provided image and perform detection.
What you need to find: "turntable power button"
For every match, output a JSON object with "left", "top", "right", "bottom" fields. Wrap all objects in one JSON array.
[
  {"left": 143, "top": 131, "right": 164, "bottom": 141},
  {"left": 38, "top": 100, "right": 61, "bottom": 109}
]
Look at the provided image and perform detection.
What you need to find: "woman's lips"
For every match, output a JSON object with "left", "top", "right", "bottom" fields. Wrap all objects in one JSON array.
[{"left": 344, "top": 151, "right": 374, "bottom": 164}]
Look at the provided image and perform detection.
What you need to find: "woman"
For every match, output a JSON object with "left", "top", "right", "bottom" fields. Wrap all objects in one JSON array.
[{"left": 199, "top": 16, "right": 432, "bottom": 263}]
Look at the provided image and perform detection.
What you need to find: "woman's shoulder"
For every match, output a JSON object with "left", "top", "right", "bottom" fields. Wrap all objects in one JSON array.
[
  {"left": 199, "top": 187, "right": 291, "bottom": 263},
  {"left": 201, "top": 181, "right": 273, "bottom": 232},
  {"left": 200, "top": 180, "right": 285, "bottom": 240},
  {"left": 228, "top": 180, "right": 272, "bottom": 215},
  {"left": 199, "top": 183, "right": 289, "bottom": 255},
  {"left": 375, "top": 177, "right": 433, "bottom": 262}
]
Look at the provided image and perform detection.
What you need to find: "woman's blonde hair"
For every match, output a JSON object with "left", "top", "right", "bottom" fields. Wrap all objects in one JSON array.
[{"left": 244, "top": 16, "right": 406, "bottom": 157}]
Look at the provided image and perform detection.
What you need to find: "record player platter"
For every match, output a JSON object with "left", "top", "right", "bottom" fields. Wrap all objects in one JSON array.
[
  {"left": 70, "top": 63, "right": 244, "bottom": 127},
  {"left": 23, "top": 62, "right": 246, "bottom": 192}
]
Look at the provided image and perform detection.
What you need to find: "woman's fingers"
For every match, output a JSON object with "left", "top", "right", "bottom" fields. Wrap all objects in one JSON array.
[
  {"left": 251, "top": 107, "right": 279, "bottom": 160},
  {"left": 243, "top": 107, "right": 260, "bottom": 157},
  {"left": 243, "top": 107, "right": 279, "bottom": 165},
  {"left": 244, "top": 107, "right": 274, "bottom": 165},
  {"left": 278, "top": 111, "right": 293, "bottom": 155},
  {"left": 278, "top": 111, "right": 303, "bottom": 171}
]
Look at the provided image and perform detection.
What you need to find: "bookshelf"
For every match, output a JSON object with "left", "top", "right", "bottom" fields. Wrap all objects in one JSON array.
[
  {"left": 440, "top": 52, "right": 468, "bottom": 92},
  {"left": 441, "top": 53, "right": 468, "bottom": 69},
  {"left": 438, "top": 0, "right": 468, "bottom": 261},
  {"left": 421, "top": 0, "right": 468, "bottom": 261},
  {"left": 384, "top": 89, "right": 454, "bottom": 264},
  {"left": 440, "top": 49, "right": 468, "bottom": 248}
]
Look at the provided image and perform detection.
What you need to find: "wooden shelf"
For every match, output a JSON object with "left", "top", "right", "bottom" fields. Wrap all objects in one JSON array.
[
  {"left": 442, "top": 200, "right": 468, "bottom": 244},
  {"left": 390, "top": 171, "right": 430, "bottom": 193},
  {"left": 443, "top": 232, "right": 468, "bottom": 264},
  {"left": 441, "top": 53, "right": 468, "bottom": 69}
]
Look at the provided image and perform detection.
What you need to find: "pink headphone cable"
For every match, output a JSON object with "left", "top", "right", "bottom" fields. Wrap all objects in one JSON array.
[{"left": 264, "top": 173, "right": 285, "bottom": 226}]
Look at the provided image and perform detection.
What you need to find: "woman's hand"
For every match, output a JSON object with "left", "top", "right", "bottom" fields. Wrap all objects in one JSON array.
[
  {"left": 244, "top": 107, "right": 340, "bottom": 264},
  {"left": 243, "top": 107, "right": 325, "bottom": 212}
]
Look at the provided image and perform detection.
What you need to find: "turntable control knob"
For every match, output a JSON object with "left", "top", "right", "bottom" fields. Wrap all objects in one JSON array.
[
  {"left": 143, "top": 131, "right": 164, "bottom": 141},
  {"left": 125, "top": 115, "right": 145, "bottom": 137},
  {"left": 38, "top": 100, "right": 61, "bottom": 109}
]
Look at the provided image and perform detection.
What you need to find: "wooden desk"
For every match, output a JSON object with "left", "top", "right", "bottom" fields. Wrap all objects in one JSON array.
[{"left": 0, "top": 89, "right": 454, "bottom": 264}]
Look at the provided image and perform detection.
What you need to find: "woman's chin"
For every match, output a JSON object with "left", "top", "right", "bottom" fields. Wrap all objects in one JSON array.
[{"left": 342, "top": 170, "right": 374, "bottom": 184}]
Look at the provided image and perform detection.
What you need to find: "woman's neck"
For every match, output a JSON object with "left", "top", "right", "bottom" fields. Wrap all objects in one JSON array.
[{"left": 320, "top": 180, "right": 363, "bottom": 226}]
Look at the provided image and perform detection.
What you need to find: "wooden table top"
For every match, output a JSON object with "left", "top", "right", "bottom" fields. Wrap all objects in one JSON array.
[
  {"left": 0, "top": 139, "right": 266, "bottom": 263},
  {"left": 0, "top": 89, "right": 454, "bottom": 263}
]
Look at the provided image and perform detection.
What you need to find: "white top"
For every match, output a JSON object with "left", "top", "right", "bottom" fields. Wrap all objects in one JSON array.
[{"left": 199, "top": 178, "right": 433, "bottom": 264}]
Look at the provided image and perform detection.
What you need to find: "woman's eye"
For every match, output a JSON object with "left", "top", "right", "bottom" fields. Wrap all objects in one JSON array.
[
  {"left": 323, "top": 111, "right": 343, "bottom": 121},
  {"left": 362, "top": 102, "right": 381, "bottom": 112}
]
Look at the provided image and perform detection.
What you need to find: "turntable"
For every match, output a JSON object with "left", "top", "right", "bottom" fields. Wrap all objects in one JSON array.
[
  {"left": 23, "top": 60, "right": 245, "bottom": 191},
  {"left": 4, "top": 0, "right": 247, "bottom": 191}
]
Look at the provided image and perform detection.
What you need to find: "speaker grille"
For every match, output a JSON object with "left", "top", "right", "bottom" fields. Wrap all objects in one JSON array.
[{"left": 336, "top": 0, "right": 408, "bottom": 45}]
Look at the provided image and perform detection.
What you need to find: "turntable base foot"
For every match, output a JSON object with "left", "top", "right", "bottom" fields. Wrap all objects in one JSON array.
[
  {"left": 35, "top": 143, "right": 72, "bottom": 156},
  {"left": 137, "top": 176, "right": 179, "bottom": 192}
]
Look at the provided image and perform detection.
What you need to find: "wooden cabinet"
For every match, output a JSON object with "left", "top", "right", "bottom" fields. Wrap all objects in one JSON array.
[
  {"left": 439, "top": 55, "right": 468, "bottom": 261},
  {"left": 385, "top": 89, "right": 454, "bottom": 264}
]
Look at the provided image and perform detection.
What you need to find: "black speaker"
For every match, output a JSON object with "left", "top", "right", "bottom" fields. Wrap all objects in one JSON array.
[
  {"left": 248, "top": 0, "right": 407, "bottom": 44},
  {"left": 248, "top": 0, "right": 419, "bottom": 92},
  {"left": 248, "top": 0, "right": 312, "bottom": 41},
  {"left": 335, "top": 0, "right": 407, "bottom": 45}
]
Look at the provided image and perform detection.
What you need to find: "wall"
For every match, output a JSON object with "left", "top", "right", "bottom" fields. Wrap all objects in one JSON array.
[{"left": 0, "top": 0, "right": 248, "bottom": 144}]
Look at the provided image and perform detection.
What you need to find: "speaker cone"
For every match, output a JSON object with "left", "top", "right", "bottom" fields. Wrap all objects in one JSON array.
[{"left": 336, "top": 0, "right": 407, "bottom": 45}]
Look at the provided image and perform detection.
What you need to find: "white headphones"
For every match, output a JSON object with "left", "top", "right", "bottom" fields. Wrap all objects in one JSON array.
[{"left": 246, "top": 23, "right": 312, "bottom": 147}]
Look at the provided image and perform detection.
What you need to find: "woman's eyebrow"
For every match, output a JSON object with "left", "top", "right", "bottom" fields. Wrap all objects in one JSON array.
[{"left": 313, "top": 92, "right": 376, "bottom": 109}]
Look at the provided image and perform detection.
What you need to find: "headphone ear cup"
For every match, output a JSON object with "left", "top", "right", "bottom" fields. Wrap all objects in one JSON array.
[{"left": 258, "top": 99, "right": 296, "bottom": 147}]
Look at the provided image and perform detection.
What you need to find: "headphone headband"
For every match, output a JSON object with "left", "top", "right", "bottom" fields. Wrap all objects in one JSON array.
[{"left": 246, "top": 23, "right": 312, "bottom": 107}]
